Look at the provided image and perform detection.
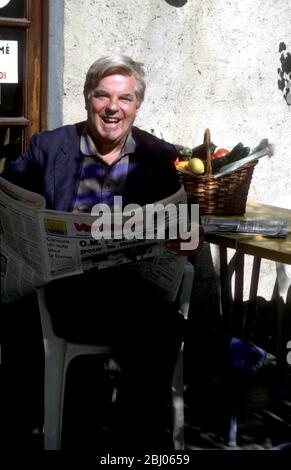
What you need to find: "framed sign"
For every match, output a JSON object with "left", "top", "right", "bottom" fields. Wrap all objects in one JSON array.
[
  {"left": 0, "top": 0, "right": 48, "bottom": 172},
  {"left": 0, "top": 40, "right": 18, "bottom": 83}
]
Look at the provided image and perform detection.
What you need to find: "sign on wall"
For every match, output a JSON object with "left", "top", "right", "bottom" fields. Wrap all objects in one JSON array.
[
  {"left": 0, "top": 0, "right": 12, "bottom": 8},
  {"left": 0, "top": 40, "right": 18, "bottom": 83}
]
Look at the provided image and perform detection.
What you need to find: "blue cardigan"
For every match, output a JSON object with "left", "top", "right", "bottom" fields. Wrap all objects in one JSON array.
[{"left": 3, "top": 122, "right": 181, "bottom": 211}]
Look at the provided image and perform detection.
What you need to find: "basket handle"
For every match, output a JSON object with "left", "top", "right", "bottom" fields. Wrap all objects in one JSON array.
[{"left": 204, "top": 128, "right": 212, "bottom": 176}]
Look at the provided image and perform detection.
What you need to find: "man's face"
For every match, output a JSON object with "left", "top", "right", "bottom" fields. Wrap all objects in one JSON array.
[{"left": 86, "top": 74, "right": 139, "bottom": 149}]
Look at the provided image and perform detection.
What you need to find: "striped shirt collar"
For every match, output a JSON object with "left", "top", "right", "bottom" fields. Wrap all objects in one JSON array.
[{"left": 80, "top": 125, "right": 136, "bottom": 160}]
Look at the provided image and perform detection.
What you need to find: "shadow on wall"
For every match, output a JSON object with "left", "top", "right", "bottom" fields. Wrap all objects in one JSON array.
[
  {"left": 165, "top": 0, "right": 188, "bottom": 7},
  {"left": 278, "top": 42, "right": 291, "bottom": 106}
]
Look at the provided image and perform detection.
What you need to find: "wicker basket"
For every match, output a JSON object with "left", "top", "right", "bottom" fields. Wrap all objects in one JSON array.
[{"left": 177, "top": 129, "right": 257, "bottom": 215}]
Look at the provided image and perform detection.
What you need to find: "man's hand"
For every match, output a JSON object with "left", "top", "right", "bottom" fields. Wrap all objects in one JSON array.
[{"left": 166, "top": 225, "right": 205, "bottom": 257}]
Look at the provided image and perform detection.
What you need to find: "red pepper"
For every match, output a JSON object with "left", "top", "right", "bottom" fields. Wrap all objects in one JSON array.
[{"left": 211, "top": 148, "right": 230, "bottom": 160}]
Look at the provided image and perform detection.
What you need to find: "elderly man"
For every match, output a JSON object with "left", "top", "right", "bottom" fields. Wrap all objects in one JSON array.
[
  {"left": 3, "top": 54, "right": 200, "bottom": 451},
  {"left": 3, "top": 53, "right": 267, "bottom": 451}
]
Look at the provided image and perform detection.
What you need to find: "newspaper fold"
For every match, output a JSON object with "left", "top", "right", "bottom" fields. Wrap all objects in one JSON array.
[{"left": 202, "top": 217, "right": 288, "bottom": 237}]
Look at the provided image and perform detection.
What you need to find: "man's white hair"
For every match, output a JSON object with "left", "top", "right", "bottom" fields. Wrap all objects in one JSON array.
[{"left": 83, "top": 53, "right": 146, "bottom": 106}]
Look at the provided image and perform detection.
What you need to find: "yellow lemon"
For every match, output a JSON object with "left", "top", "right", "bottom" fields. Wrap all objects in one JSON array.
[
  {"left": 176, "top": 160, "right": 189, "bottom": 170},
  {"left": 188, "top": 157, "right": 205, "bottom": 175}
]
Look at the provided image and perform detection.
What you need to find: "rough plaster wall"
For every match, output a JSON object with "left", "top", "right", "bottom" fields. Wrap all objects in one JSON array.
[
  {"left": 59, "top": 0, "right": 291, "bottom": 301},
  {"left": 63, "top": 0, "right": 291, "bottom": 204},
  {"left": 47, "top": 0, "right": 64, "bottom": 130}
]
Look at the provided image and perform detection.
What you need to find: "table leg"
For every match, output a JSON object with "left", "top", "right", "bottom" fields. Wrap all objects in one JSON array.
[
  {"left": 219, "top": 248, "right": 246, "bottom": 337},
  {"left": 275, "top": 262, "right": 291, "bottom": 386},
  {"left": 243, "top": 256, "right": 261, "bottom": 340},
  {"left": 232, "top": 252, "right": 245, "bottom": 337},
  {"left": 219, "top": 246, "right": 232, "bottom": 331}
]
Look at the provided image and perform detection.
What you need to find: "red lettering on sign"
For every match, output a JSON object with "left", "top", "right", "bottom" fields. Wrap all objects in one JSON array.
[{"left": 74, "top": 223, "right": 91, "bottom": 232}]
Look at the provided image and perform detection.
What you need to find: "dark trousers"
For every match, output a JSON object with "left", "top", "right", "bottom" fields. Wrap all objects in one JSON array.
[{"left": 44, "top": 265, "right": 184, "bottom": 450}]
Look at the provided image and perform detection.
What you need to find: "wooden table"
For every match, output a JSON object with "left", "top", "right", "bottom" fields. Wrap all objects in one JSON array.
[
  {"left": 206, "top": 200, "right": 291, "bottom": 264},
  {"left": 205, "top": 201, "right": 291, "bottom": 363},
  {"left": 203, "top": 201, "right": 291, "bottom": 445}
]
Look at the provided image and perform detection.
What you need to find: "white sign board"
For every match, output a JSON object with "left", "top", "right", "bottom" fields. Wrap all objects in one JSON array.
[
  {"left": 0, "top": 41, "right": 18, "bottom": 83},
  {"left": 0, "top": 1, "right": 11, "bottom": 7}
]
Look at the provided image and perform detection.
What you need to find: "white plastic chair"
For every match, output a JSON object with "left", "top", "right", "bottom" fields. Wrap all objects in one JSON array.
[{"left": 37, "top": 262, "right": 194, "bottom": 450}]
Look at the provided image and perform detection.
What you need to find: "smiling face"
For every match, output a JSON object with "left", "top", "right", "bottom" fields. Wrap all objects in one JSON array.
[{"left": 85, "top": 74, "right": 139, "bottom": 153}]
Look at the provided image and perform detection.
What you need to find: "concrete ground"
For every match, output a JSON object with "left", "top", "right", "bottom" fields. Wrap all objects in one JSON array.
[{"left": 184, "top": 353, "right": 291, "bottom": 450}]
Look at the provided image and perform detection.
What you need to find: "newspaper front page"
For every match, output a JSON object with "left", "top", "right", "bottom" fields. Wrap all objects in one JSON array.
[{"left": 0, "top": 177, "right": 191, "bottom": 303}]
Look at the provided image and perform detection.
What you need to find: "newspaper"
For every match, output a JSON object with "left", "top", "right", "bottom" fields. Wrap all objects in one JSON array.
[
  {"left": 202, "top": 217, "right": 288, "bottom": 237},
  {"left": 0, "top": 177, "right": 189, "bottom": 303}
]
